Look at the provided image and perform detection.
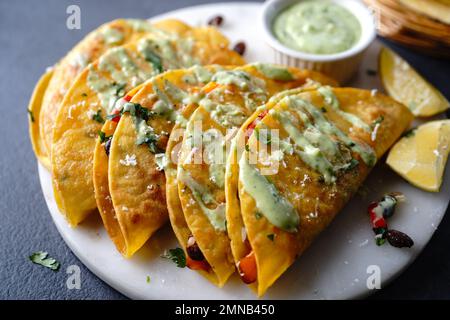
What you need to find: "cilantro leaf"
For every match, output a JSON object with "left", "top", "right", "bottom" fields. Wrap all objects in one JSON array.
[
  {"left": 98, "top": 131, "right": 106, "bottom": 143},
  {"left": 161, "top": 248, "right": 186, "bottom": 268},
  {"left": 111, "top": 82, "right": 126, "bottom": 97},
  {"left": 92, "top": 110, "right": 105, "bottom": 124},
  {"left": 27, "top": 109, "right": 35, "bottom": 122},
  {"left": 143, "top": 50, "right": 163, "bottom": 74},
  {"left": 29, "top": 251, "right": 60, "bottom": 271},
  {"left": 98, "top": 131, "right": 112, "bottom": 143}
]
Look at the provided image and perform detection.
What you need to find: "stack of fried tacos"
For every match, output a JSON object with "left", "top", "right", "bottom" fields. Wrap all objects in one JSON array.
[
  {"left": 96, "top": 65, "right": 230, "bottom": 257},
  {"left": 28, "top": 17, "right": 415, "bottom": 297}
]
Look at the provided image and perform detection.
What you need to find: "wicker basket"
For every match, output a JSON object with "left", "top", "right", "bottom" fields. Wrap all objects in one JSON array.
[{"left": 363, "top": 0, "right": 450, "bottom": 58}]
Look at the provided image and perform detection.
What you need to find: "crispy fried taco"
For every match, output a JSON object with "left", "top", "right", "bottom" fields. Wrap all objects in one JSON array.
[
  {"left": 51, "top": 24, "right": 244, "bottom": 226},
  {"left": 30, "top": 18, "right": 181, "bottom": 168},
  {"left": 174, "top": 64, "right": 337, "bottom": 286},
  {"left": 230, "top": 88, "right": 413, "bottom": 296}
]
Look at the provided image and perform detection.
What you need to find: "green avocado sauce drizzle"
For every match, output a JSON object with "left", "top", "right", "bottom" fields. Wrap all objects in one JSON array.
[
  {"left": 317, "top": 86, "right": 372, "bottom": 133},
  {"left": 239, "top": 152, "right": 299, "bottom": 233},
  {"left": 178, "top": 168, "right": 226, "bottom": 232},
  {"left": 253, "top": 63, "right": 293, "bottom": 81},
  {"left": 271, "top": 95, "right": 376, "bottom": 184}
]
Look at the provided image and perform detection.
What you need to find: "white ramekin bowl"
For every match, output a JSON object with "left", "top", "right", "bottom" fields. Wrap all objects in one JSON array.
[{"left": 261, "top": 0, "right": 376, "bottom": 84}]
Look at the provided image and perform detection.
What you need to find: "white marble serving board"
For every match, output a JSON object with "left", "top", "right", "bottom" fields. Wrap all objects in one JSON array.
[{"left": 39, "top": 2, "right": 449, "bottom": 299}]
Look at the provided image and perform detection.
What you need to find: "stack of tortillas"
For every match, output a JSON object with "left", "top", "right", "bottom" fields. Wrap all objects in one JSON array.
[{"left": 363, "top": 0, "right": 450, "bottom": 58}]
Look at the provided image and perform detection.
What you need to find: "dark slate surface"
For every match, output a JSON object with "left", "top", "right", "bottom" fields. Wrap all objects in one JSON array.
[{"left": 0, "top": 0, "right": 449, "bottom": 300}]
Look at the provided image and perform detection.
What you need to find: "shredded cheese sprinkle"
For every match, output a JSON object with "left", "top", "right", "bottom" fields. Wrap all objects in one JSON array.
[{"left": 120, "top": 154, "right": 137, "bottom": 166}]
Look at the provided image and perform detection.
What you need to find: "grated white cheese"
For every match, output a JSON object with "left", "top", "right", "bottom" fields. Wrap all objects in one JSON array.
[
  {"left": 371, "top": 123, "right": 380, "bottom": 141},
  {"left": 67, "top": 105, "right": 76, "bottom": 119},
  {"left": 241, "top": 227, "right": 247, "bottom": 242},
  {"left": 119, "top": 154, "right": 137, "bottom": 166}
]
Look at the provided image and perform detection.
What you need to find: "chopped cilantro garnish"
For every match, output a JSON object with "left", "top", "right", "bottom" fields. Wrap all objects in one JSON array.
[
  {"left": 98, "top": 131, "right": 112, "bottom": 143},
  {"left": 121, "top": 103, "right": 160, "bottom": 153},
  {"left": 81, "top": 93, "right": 87, "bottom": 97},
  {"left": 375, "top": 237, "right": 386, "bottom": 246},
  {"left": 345, "top": 158, "right": 359, "bottom": 171},
  {"left": 267, "top": 234, "right": 275, "bottom": 241},
  {"left": 29, "top": 251, "right": 60, "bottom": 271},
  {"left": 121, "top": 102, "right": 155, "bottom": 121},
  {"left": 143, "top": 50, "right": 163, "bottom": 74},
  {"left": 161, "top": 248, "right": 186, "bottom": 268},
  {"left": 140, "top": 133, "right": 162, "bottom": 154},
  {"left": 98, "top": 131, "right": 106, "bottom": 142},
  {"left": 27, "top": 109, "right": 35, "bottom": 122},
  {"left": 146, "top": 275, "right": 151, "bottom": 283},
  {"left": 245, "top": 144, "right": 250, "bottom": 152},
  {"left": 92, "top": 110, "right": 105, "bottom": 123},
  {"left": 255, "top": 212, "right": 262, "bottom": 220}
]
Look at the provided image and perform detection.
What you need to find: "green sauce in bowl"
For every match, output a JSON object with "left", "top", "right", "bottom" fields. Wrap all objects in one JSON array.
[{"left": 272, "top": 0, "right": 361, "bottom": 55}]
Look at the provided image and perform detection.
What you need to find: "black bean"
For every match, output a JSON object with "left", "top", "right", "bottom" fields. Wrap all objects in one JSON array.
[
  {"left": 208, "top": 15, "right": 224, "bottom": 27},
  {"left": 385, "top": 229, "right": 414, "bottom": 248},
  {"left": 186, "top": 236, "right": 205, "bottom": 261},
  {"left": 104, "top": 138, "right": 112, "bottom": 156},
  {"left": 233, "top": 42, "right": 246, "bottom": 56}
]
